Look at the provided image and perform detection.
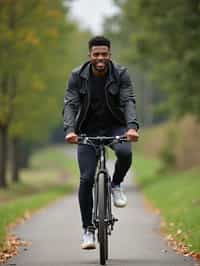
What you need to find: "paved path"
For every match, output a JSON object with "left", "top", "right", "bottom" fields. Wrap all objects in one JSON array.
[{"left": 5, "top": 155, "right": 195, "bottom": 266}]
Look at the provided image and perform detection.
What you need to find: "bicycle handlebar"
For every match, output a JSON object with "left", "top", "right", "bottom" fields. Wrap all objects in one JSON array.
[{"left": 78, "top": 134, "right": 128, "bottom": 146}]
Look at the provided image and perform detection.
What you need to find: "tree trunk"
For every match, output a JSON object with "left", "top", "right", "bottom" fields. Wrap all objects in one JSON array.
[
  {"left": 18, "top": 142, "right": 31, "bottom": 169},
  {"left": 11, "top": 137, "right": 20, "bottom": 183},
  {"left": 0, "top": 126, "right": 8, "bottom": 188}
]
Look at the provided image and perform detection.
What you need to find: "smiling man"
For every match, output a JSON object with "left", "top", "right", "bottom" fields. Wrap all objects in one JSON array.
[{"left": 63, "top": 36, "right": 139, "bottom": 249}]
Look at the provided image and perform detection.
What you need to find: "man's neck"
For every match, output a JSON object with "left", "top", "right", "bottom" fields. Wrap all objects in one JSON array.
[{"left": 92, "top": 65, "right": 108, "bottom": 77}]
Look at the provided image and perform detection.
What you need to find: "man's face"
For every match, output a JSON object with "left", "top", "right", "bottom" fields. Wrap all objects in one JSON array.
[{"left": 89, "top": 46, "right": 111, "bottom": 72}]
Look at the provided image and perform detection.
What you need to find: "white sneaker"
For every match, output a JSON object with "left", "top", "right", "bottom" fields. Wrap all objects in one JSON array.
[
  {"left": 81, "top": 228, "right": 96, "bottom": 250},
  {"left": 111, "top": 185, "right": 127, "bottom": 207}
]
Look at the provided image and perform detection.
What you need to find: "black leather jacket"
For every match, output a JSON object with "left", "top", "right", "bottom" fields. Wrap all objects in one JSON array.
[{"left": 63, "top": 61, "right": 139, "bottom": 135}]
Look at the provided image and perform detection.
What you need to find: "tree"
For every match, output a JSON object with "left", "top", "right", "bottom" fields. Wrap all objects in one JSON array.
[
  {"left": 103, "top": 0, "right": 200, "bottom": 125},
  {"left": 0, "top": 0, "right": 90, "bottom": 186}
]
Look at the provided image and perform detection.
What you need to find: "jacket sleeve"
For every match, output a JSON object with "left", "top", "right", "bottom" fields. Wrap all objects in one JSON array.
[
  {"left": 119, "top": 69, "right": 139, "bottom": 131},
  {"left": 63, "top": 72, "right": 80, "bottom": 135}
]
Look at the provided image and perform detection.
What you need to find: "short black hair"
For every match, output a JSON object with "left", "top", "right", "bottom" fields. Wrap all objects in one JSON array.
[{"left": 88, "top": 36, "right": 111, "bottom": 50}]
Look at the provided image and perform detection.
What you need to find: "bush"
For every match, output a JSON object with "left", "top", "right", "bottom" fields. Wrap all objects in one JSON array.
[{"left": 159, "top": 129, "right": 176, "bottom": 172}]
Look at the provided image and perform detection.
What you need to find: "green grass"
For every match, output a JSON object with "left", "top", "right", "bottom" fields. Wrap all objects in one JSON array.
[
  {"left": 0, "top": 144, "right": 79, "bottom": 250},
  {"left": 134, "top": 154, "right": 200, "bottom": 253}
]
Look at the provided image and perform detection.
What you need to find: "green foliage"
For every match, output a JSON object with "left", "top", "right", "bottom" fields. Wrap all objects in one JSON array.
[
  {"left": 0, "top": 0, "right": 90, "bottom": 142},
  {"left": 104, "top": 0, "right": 200, "bottom": 119},
  {"left": 159, "top": 129, "right": 176, "bottom": 171},
  {"left": 0, "top": 0, "right": 91, "bottom": 186}
]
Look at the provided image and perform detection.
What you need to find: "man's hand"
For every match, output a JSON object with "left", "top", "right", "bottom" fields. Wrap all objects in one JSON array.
[
  {"left": 65, "top": 132, "right": 78, "bottom": 144},
  {"left": 126, "top": 128, "right": 139, "bottom": 142}
]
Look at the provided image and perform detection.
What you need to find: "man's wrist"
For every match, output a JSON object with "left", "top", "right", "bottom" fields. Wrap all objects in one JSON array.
[
  {"left": 64, "top": 127, "right": 75, "bottom": 135},
  {"left": 127, "top": 123, "right": 139, "bottom": 131}
]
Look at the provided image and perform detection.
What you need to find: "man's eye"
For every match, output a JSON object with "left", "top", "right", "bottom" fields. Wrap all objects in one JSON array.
[{"left": 93, "top": 53, "right": 109, "bottom": 57}]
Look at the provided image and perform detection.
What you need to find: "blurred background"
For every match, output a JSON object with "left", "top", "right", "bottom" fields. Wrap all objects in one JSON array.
[{"left": 0, "top": 0, "right": 200, "bottom": 258}]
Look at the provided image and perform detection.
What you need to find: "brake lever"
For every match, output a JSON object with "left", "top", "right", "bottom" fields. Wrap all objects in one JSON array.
[{"left": 115, "top": 135, "right": 128, "bottom": 143}]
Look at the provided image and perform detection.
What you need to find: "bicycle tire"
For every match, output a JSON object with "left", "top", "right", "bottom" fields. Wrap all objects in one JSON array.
[
  {"left": 98, "top": 173, "right": 108, "bottom": 265},
  {"left": 105, "top": 180, "right": 109, "bottom": 261}
]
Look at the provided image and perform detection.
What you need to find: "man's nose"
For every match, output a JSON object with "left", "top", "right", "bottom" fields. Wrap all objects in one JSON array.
[{"left": 97, "top": 54, "right": 104, "bottom": 59}]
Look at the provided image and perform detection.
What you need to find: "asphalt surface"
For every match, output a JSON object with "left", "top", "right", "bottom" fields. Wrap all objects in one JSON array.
[{"left": 5, "top": 155, "right": 195, "bottom": 266}]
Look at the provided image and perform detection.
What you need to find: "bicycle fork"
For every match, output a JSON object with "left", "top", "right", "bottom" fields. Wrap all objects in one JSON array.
[{"left": 93, "top": 171, "right": 118, "bottom": 235}]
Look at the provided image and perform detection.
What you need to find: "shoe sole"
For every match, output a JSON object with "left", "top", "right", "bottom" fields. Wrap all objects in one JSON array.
[
  {"left": 81, "top": 243, "right": 96, "bottom": 250},
  {"left": 114, "top": 202, "right": 127, "bottom": 208}
]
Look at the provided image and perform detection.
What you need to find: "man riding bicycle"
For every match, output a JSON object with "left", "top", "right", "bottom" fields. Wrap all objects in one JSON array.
[{"left": 63, "top": 36, "right": 139, "bottom": 249}]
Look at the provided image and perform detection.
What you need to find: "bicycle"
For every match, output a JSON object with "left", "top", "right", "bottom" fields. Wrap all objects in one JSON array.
[{"left": 78, "top": 135, "right": 128, "bottom": 265}]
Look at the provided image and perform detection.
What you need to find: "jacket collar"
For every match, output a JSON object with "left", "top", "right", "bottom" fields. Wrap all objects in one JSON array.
[{"left": 79, "top": 61, "right": 119, "bottom": 83}]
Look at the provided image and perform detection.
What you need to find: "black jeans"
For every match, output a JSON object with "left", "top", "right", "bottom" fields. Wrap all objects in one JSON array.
[{"left": 77, "top": 127, "right": 132, "bottom": 229}]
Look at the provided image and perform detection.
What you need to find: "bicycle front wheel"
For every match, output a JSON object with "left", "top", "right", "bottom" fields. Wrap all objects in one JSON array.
[{"left": 98, "top": 173, "right": 108, "bottom": 265}]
